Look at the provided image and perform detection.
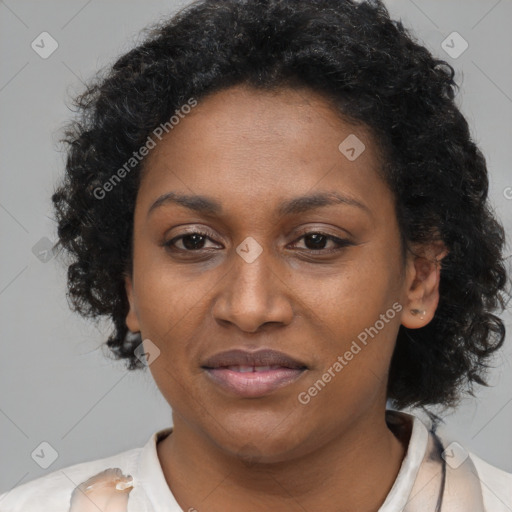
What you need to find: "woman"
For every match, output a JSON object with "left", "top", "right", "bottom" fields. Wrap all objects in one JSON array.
[{"left": 1, "top": 0, "right": 510, "bottom": 510}]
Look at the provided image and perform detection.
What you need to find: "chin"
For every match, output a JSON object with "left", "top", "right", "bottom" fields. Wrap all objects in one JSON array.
[{"left": 206, "top": 418, "right": 312, "bottom": 464}]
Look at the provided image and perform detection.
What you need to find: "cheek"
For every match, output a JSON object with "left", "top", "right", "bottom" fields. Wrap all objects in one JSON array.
[
  {"left": 293, "top": 248, "right": 403, "bottom": 392},
  {"left": 131, "top": 255, "right": 225, "bottom": 382},
  {"left": 295, "top": 314, "right": 400, "bottom": 430},
  {"left": 296, "top": 250, "right": 402, "bottom": 337},
  {"left": 132, "top": 243, "right": 210, "bottom": 330}
]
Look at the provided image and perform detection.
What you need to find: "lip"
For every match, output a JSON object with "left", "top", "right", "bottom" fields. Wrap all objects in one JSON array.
[{"left": 201, "top": 349, "right": 308, "bottom": 398}]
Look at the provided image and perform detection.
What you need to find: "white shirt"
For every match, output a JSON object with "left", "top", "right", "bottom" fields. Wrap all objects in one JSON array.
[{"left": 0, "top": 412, "right": 510, "bottom": 511}]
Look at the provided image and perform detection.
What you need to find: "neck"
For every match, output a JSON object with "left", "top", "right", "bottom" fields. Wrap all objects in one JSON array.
[{"left": 157, "top": 408, "right": 409, "bottom": 512}]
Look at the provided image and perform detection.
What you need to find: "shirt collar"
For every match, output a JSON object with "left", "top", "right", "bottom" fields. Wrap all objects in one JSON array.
[
  {"left": 137, "top": 426, "right": 181, "bottom": 511},
  {"left": 378, "top": 411, "right": 430, "bottom": 511},
  {"left": 137, "top": 411, "right": 429, "bottom": 511}
]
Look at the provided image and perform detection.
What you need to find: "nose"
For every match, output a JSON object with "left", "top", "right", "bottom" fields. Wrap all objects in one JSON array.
[{"left": 211, "top": 248, "right": 294, "bottom": 333}]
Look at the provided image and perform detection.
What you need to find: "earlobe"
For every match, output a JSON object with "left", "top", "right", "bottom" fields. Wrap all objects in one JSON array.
[
  {"left": 124, "top": 274, "right": 141, "bottom": 333},
  {"left": 401, "top": 241, "right": 448, "bottom": 329}
]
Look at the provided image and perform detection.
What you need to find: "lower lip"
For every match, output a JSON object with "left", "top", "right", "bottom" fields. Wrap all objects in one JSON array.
[{"left": 204, "top": 367, "right": 305, "bottom": 397}]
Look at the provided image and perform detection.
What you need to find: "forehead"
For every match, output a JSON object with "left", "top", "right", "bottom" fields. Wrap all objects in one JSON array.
[
  {"left": 145, "top": 84, "right": 377, "bottom": 161},
  {"left": 137, "top": 84, "right": 389, "bottom": 218}
]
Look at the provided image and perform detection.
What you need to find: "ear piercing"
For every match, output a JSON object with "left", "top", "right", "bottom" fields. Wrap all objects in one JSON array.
[{"left": 410, "top": 308, "right": 426, "bottom": 320}]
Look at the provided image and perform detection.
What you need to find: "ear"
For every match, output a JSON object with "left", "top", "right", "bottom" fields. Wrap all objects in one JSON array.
[
  {"left": 401, "top": 240, "right": 448, "bottom": 329},
  {"left": 124, "top": 273, "right": 141, "bottom": 333}
]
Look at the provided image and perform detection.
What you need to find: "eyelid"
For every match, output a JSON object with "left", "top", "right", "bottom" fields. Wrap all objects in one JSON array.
[
  {"left": 291, "top": 224, "right": 351, "bottom": 239},
  {"left": 165, "top": 225, "right": 221, "bottom": 241}
]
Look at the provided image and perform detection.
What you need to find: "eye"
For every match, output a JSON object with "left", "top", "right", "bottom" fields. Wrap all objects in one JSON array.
[
  {"left": 163, "top": 229, "right": 353, "bottom": 255},
  {"left": 164, "top": 231, "right": 221, "bottom": 252},
  {"left": 290, "top": 231, "right": 353, "bottom": 253}
]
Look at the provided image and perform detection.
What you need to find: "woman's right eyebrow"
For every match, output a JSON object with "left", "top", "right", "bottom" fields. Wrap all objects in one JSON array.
[{"left": 147, "top": 192, "right": 222, "bottom": 218}]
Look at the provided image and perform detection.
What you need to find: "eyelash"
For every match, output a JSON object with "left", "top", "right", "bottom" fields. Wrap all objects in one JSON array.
[{"left": 163, "top": 229, "right": 353, "bottom": 255}]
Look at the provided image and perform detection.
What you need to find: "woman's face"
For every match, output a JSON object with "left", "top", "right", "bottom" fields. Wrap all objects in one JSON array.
[{"left": 125, "top": 85, "right": 431, "bottom": 462}]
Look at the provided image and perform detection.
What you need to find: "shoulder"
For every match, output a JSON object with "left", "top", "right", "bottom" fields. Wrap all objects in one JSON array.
[
  {"left": 0, "top": 446, "right": 141, "bottom": 511},
  {"left": 469, "top": 452, "right": 512, "bottom": 511},
  {"left": 388, "top": 411, "right": 512, "bottom": 511}
]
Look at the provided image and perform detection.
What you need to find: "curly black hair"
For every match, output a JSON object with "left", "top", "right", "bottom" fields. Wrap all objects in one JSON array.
[{"left": 52, "top": 0, "right": 509, "bottom": 410}]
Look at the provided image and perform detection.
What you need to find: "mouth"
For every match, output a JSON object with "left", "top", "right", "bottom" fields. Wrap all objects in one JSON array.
[{"left": 201, "top": 349, "right": 308, "bottom": 398}]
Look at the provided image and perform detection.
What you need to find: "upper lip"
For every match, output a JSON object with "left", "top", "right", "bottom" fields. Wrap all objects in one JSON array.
[{"left": 201, "top": 349, "right": 308, "bottom": 369}]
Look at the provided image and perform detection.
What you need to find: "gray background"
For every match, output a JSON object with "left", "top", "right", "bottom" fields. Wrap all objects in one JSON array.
[{"left": 1, "top": 0, "right": 511, "bottom": 495}]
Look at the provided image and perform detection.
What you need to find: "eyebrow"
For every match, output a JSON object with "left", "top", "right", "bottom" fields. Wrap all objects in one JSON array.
[{"left": 147, "top": 191, "right": 371, "bottom": 218}]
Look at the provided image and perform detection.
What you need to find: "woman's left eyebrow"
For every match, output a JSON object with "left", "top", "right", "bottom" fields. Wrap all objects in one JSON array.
[
  {"left": 277, "top": 191, "right": 371, "bottom": 217},
  {"left": 147, "top": 190, "right": 371, "bottom": 218}
]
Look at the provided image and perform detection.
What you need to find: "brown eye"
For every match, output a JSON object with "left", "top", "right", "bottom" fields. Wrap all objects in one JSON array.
[
  {"left": 164, "top": 231, "right": 220, "bottom": 252},
  {"left": 303, "top": 233, "right": 329, "bottom": 250},
  {"left": 291, "top": 232, "right": 353, "bottom": 253},
  {"left": 179, "top": 233, "right": 207, "bottom": 250}
]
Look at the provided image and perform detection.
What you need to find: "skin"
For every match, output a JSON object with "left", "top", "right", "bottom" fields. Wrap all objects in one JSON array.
[{"left": 125, "top": 84, "right": 447, "bottom": 512}]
